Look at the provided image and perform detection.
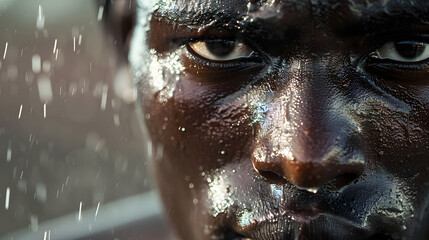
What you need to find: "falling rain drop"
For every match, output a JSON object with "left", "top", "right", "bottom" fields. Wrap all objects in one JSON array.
[
  {"left": 35, "top": 183, "right": 47, "bottom": 203},
  {"left": 52, "top": 38, "right": 57, "bottom": 53},
  {"left": 6, "top": 142, "right": 11, "bottom": 162},
  {"left": 113, "top": 114, "right": 120, "bottom": 127},
  {"left": 42, "top": 60, "right": 51, "bottom": 73},
  {"left": 18, "top": 104, "right": 23, "bottom": 119},
  {"left": 3, "top": 42, "right": 8, "bottom": 59},
  {"left": 100, "top": 84, "right": 108, "bottom": 111},
  {"left": 97, "top": 5, "right": 104, "bottom": 21},
  {"left": 78, "top": 201, "right": 83, "bottom": 221},
  {"left": 147, "top": 140, "right": 153, "bottom": 159},
  {"left": 37, "top": 75, "right": 53, "bottom": 103},
  {"left": 5, "top": 187, "right": 10, "bottom": 210},
  {"left": 36, "top": 5, "right": 45, "bottom": 30},
  {"left": 32, "top": 54, "right": 41, "bottom": 73},
  {"left": 30, "top": 215, "right": 38, "bottom": 231},
  {"left": 95, "top": 202, "right": 100, "bottom": 219}
]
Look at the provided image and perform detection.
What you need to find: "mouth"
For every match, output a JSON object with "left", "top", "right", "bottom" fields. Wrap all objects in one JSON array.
[
  {"left": 224, "top": 228, "right": 252, "bottom": 240},
  {"left": 222, "top": 213, "right": 396, "bottom": 240},
  {"left": 224, "top": 230, "right": 396, "bottom": 240}
]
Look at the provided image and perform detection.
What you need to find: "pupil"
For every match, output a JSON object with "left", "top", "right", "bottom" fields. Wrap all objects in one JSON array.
[
  {"left": 205, "top": 40, "right": 236, "bottom": 58},
  {"left": 394, "top": 41, "right": 425, "bottom": 59}
]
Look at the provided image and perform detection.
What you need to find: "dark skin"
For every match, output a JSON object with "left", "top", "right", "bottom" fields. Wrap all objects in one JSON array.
[{"left": 128, "top": 0, "right": 429, "bottom": 239}]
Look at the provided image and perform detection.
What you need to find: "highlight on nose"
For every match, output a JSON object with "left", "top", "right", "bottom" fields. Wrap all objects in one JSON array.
[{"left": 252, "top": 136, "right": 365, "bottom": 190}]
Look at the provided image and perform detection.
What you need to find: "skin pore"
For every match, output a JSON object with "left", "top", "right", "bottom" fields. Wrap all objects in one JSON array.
[{"left": 129, "top": 0, "right": 429, "bottom": 239}]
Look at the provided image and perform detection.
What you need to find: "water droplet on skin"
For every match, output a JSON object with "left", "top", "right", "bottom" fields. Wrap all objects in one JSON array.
[
  {"left": 189, "top": 183, "right": 194, "bottom": 189},
  {"left": 298, "top": 187, "right": 318, "bottom": 194},
  {"left": 220, "top": 150, "right": 226, "bottom": 155}
]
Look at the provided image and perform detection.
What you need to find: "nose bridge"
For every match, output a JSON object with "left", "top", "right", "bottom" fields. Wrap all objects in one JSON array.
[
  {"left": 287, "top": 59, "right": 337, "bottom": 162},
  {"left": 252, "top": 58, "right": 364, "bottom": 188}
]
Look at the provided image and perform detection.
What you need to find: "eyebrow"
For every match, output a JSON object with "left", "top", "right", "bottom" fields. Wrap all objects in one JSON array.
[
  {"left": 336, "top": 3, "right": 429, "bottom": 38},
  {"left": 155, "top": 6, "right": 245, "bottom": 27},
  {"left": 153, "top": 2, "right": 300, "bottom": 42}
]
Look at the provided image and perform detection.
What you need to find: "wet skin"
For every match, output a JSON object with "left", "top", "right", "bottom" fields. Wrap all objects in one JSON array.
[{"left": 129, "top": 0, "right": 429, "bottom": 239}]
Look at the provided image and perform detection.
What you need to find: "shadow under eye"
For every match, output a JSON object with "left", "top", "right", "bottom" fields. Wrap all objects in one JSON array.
[{"left": 365, "top": 58, "right": 429, "bottom": 85}]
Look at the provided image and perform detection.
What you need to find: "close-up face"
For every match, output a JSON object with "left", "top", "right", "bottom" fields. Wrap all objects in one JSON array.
[{"left": 129, "top": 0, "right": 429, "bottom": 239}]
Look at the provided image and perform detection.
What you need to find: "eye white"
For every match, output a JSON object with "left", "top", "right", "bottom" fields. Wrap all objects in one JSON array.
[
  {"left": 188, "top": 41, "right": 253, "bottom": 61},
  {"left": 373, "top": 41, "right": 429, "bottom": 63}
]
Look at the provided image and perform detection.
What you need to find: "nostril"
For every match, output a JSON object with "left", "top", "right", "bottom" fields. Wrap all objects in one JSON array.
[
  {"left": 257, "top": 170, "right": 288, "bottom": 185},
  {"left": 366, "top": 233, "right": 394, "bottom": 240},
  {"left": 328, "top": 173, "right": 360, "bottom": 190}
]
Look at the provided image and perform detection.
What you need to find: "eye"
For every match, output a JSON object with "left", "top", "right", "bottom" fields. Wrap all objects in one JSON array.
[
  {"left": 371, "top": 41, "right": 429, "bottom": 63},
  {"left": 188, "top": 40, "right": 254, "bottom": 62}
]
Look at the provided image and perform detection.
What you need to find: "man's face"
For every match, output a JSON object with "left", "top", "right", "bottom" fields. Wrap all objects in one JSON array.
[{"left": 130, "top": 0, "right": 429, "bottom": 239}]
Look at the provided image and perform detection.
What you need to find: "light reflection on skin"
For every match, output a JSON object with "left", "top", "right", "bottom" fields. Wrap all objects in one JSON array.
[{"left": 147, "top": 49, "right": 184, "bottom": 102}]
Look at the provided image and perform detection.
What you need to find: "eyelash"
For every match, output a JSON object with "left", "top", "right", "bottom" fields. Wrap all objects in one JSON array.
[{"left": 365, "top": 35, "right": 429, "bottom": 66}]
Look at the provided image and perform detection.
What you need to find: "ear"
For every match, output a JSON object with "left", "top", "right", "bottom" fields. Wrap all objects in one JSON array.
[{"left": 105, "top": 0, "right": 136, "bottom": 58}]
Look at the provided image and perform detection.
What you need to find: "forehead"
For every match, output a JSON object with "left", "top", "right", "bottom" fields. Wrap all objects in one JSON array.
[
  {"left": 156, "top": 0, "right": 425, "bottom": 14},
  {"left": 152, "top": 0, "right": 429, "bottom": 41},
  {"left": 155, "top": 0, "right": 429, "bottom": 29}
]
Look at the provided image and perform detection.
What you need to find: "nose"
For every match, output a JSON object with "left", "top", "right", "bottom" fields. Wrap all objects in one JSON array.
[
  {"left": 253, "top": 137, "right": 364, "bottom": 189},
  {"left": 252, "top": 62, "right": 364, "bottom": 189}
]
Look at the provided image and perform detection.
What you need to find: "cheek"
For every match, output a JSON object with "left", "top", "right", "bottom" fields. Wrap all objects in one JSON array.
[
  {"left": 142, "top": 77, "right": 255, "bottom": 171},
  {"left": 351, "top": 84, "right": 429, "bottom": 178}
]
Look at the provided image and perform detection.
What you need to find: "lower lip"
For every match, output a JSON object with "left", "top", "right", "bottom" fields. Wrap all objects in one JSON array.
[{"left": 233, "top": 212, "right": 374, "bottom": 240}]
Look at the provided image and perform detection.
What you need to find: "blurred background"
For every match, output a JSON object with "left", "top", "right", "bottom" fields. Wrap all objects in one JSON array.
[{"left": 0, "top": 0, "right": 172, "bottom": 239}]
